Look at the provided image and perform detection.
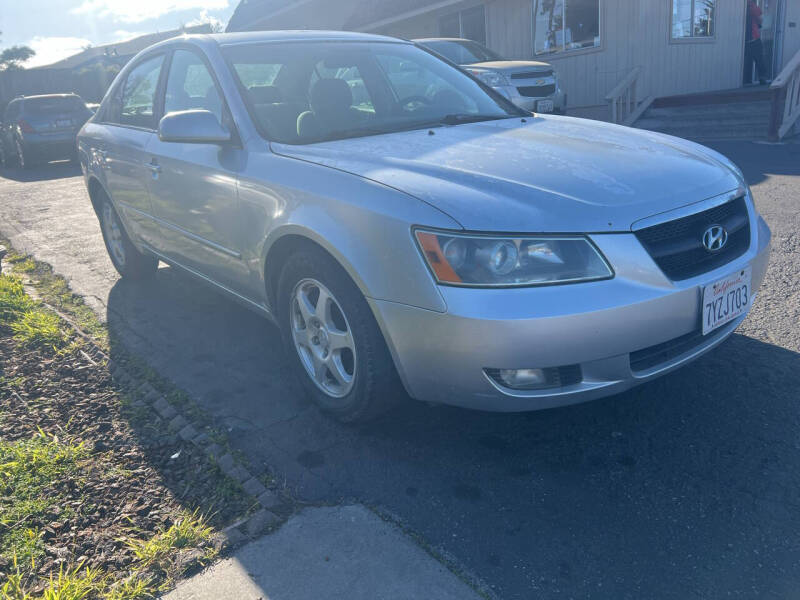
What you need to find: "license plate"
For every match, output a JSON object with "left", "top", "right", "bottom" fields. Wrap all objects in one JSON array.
[
  {"left": 56, "top": 119, "right": 72, "bottom": 127},
  {"left": 536, "top": 100, "right": 554, "bottom": 113},
  {"left": 701, "top": 267, "right": 752, "bottom": 335}
]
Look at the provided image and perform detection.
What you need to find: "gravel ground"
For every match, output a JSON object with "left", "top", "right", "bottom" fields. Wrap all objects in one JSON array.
[{"left": 0, "top": 140, "right": 798, "bottom": 599}]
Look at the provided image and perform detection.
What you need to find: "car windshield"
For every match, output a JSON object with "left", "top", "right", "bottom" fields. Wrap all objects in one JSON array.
[
  {"left": 420, "top": 40, "right": 504, "bottom": 65},
  {"left": 24, "top": 96, "right": 86, "bottom": 115},
  {"left": 222, "top": 41, "right": 522, "bottom": 145}
]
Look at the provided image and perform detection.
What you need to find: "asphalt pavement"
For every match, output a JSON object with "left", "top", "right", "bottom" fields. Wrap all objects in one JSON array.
[{"left": 0, "top": 140, "right": 798, "bottom": 599}]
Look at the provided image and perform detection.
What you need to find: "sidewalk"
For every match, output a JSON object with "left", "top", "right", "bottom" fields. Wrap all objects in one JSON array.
[{"left": 163, "top": 505, "right": 485, "bottom": 600}]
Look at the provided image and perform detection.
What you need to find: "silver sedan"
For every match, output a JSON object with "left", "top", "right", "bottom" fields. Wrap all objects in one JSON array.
[{"left": 78, "top": 31, "right": 771, "bottom": 422}]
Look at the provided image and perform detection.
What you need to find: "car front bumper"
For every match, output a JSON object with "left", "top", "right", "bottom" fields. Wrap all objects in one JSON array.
[
  {"left": 370, "top": 210, "right": 771, "bottom": 412},
  {"left": 494, "top": 85, "right": 567, "bottom": 114}
]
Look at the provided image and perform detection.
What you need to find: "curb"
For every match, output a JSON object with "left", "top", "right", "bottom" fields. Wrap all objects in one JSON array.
[{"left": 107, "top": 358, "right": 283, "bottom": 544}]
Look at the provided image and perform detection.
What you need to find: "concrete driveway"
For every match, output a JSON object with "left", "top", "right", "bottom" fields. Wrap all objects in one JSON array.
[{"left": 1, "top": 141, "right": 799, "bottom": 599}]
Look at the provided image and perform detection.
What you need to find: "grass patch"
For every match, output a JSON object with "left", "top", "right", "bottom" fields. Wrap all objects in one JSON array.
[
  {"left": 1, "top": 241, "right": 106, "bottom": 349},
  {"left": 0, "top": 433, "right": 86, "bottom": 568},
  {"left": 127, "top": 511, "right": 214, "bottom": 568},
  {"left": 0, "top": 274, "right": 72, "bottom": 353},
  {"left": 0, "top": 275, "right": 35, "bottom": 323},
  {"left": 11, "top": 311, "right": 69, "bottom": 351},
  {"left": 2, "top": 561, "right": 105, "bottom": 600}
]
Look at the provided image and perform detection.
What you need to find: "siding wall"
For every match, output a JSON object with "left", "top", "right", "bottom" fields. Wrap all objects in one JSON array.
[
  {"left": 377, "top": 0, "right": 752, "bottom": 107},
  {"left": 781, "top": 2, "right": 800, "bottom": 70}
]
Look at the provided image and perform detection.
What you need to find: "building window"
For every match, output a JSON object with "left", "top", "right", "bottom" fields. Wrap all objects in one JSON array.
[
  {"left": 439, "top": 5, "right": 486, "bottom": 45},
  {"left": 671, "top": 0, "right": 715, "bottom": 39},
  {"left": 533, "top": 0, "right": 601, "bottom": 55}
]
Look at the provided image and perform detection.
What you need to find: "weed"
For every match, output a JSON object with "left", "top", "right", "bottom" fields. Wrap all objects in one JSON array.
[
  {"left": 11, "top": 310, "right": 69, "bottom": 351},
  {"left": 11, "top": 258, "right": 36, "bottom": 274},
  {"left": 0, "top": 375, "right": 25, "bottom": 388},
  {"left": 102, "top": 575, "right": 154, "bottom": 600},
  {"left": 0, "top": 433, "right": 86, "bottom": 567},
  {"left": 0, "top": 275, "right": 35, "bottom": 324},
  {"left": 0, "top": 274, "right": 71, "bottom": 352},
  {"left": 126, "top": 511, "right": 214, "bottom": 573}
]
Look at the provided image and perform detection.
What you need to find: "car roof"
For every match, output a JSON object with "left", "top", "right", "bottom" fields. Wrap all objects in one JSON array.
[{"left": 208, "top": 30, "right": 407, "bottom": 46}]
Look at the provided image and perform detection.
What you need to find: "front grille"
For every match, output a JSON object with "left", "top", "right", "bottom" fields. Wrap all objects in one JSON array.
[
  {"left": 517, "top": 84, "right": 556, "bottom": 97},
  {"left": 630, "top": 327, "right": 729, "bottom": 373},
  {"left": 635, "top": 197, "right": 750, "bottom": 281},
  {"left": 510, "top": 70, "right": 553, "bottom": 80}
]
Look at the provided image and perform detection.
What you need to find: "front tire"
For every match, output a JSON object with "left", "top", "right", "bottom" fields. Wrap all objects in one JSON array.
[
  {"left": 277, "top": 247, "right": 402, "bottom": 423},
  {"left": 98, "top": 197, "right": 158, "bottom": 280}
]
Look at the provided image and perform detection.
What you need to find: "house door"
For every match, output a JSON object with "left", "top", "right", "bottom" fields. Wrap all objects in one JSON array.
[{"left": 745, "top": 0, "right": 785, "bottom": 83}]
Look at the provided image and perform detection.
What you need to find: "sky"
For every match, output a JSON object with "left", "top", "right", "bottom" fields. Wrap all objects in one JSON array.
[{"left": 0, "top": 0, "right": 238, "bottom": 67}]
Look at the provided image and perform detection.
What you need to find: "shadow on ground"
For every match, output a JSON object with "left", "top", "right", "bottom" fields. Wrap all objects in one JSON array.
[
  {"left": 708, "top": 140, "right": 800, "bottom": 186},
  {"left": 106, "top": 265, "right": 800, "bottom": 599},
  {"left": 0, "top": 160, "right": 81, "bottom": 183}
]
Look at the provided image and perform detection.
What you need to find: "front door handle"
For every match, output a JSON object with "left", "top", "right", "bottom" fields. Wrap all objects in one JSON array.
[{"left": 146, "top": 159, "right": 161, "bottom": 177}]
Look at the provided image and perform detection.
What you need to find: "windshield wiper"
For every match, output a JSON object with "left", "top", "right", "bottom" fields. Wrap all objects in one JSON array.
[
  {"left": 301, "top": 115, "right": 514, "bottom": 144},
  {"left": 437, "top": 113, "right": 512, "bottom": 125}
]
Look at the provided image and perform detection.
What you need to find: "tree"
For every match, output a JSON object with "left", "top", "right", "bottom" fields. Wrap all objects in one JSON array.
[{"left": 0, "top": 31, "right": 35, "bottom": 71}]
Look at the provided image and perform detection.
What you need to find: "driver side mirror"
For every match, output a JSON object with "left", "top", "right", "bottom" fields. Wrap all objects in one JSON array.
[{"left": 158, "top": 109, "right": 231, "bottom": 144}]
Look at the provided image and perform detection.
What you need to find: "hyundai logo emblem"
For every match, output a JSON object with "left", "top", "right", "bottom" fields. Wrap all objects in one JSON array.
[{"left": 702, "top": 225, "right": 728, "bottom": 252}]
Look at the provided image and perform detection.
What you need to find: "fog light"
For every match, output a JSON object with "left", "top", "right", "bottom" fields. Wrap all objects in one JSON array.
[
  {"left": 498, "top": 368, "right": 547, "bottom": 388},
  {"left": 485, "top": 365, "right": 582, "bottom": 392}
]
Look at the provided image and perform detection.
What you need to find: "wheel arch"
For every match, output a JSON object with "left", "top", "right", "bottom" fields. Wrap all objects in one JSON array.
[
  {"left": 262, "top": 227, "right": 370, "bottom": 315},
  {"left": 262, "top": 228, "right": 417, "bottom": 404},
  {"left": 86, "top": 175, "right": 108, "bottom": 216}
]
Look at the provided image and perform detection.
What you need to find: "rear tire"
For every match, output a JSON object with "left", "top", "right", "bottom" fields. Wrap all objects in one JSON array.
[
  {"left": 277, "top": 246, "right": 402, "bottom": 423},
  {"left": 98, "top": 196, "right": 158, "bottom": 280}
]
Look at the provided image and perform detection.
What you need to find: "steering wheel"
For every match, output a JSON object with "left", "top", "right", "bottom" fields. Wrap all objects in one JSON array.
[{"left": 399, "top": 95, "right": 434, "bottom": 111}]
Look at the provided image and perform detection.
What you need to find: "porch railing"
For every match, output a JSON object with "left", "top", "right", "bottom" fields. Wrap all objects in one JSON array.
[
  {"left": 605, "top": 67, "right": 653, "bottom": 126},
  {"left": 768, "top": 49, "right": 800, "bottom": 141}
]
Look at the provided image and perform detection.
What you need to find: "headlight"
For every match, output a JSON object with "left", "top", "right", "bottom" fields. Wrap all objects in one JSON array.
[
  {"left": 415, "top": 230, "right": 613, "bottom": 287},
  {"left": 469, "top": 70, "right": 509, "bottom": 88}
]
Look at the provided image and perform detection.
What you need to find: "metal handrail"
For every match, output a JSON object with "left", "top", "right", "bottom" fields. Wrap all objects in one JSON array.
[
  {"left": 606, "top": 67, "right": 642, "bottom": 125},
  {"left": 768, "top": 49, "right": 800, "bottom": 141}
]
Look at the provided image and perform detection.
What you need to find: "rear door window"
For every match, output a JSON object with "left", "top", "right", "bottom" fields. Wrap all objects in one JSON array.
[{"left": 117, "top": 54, "right": 165, "bottom": 129}]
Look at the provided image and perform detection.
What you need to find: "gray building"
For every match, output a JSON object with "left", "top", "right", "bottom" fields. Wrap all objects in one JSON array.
[{"left": 227, "top": 0, "right": 800, "bottom": 118}]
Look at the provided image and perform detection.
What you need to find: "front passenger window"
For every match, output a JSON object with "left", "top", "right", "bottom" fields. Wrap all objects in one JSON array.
[
  {"left": 119, "top": 55, "right": 165, "bottom": 129},
  {"left": 164, "top": 50, "right": 223, "bottom": 123}
]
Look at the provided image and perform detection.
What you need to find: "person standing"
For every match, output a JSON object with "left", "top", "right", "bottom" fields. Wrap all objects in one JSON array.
[{"left": 744, "top": 0, "right": 767, "bottom": 85}]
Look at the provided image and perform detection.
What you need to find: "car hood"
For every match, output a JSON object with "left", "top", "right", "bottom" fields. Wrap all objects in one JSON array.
[
  {"left": 466, "top": 60, "right": 552, "bottom": 73},
  {"left": 271, "top": 116, "right": 741, "bottom": 233}
]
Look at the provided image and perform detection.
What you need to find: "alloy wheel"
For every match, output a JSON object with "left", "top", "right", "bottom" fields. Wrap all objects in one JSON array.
[{"left": 290, "top": 278, "right": 357, "bottom": 399}]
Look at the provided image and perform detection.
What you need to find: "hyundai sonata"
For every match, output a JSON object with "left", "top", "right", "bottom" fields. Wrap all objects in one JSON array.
[{"left": 78, "top": 31, "right": 771, "bottom": 422}]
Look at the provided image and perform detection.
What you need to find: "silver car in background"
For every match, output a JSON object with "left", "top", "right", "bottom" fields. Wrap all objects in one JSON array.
[
  {"left": 78, "top": 31, "right": 771, "bottom": 422},
  {"left": 414, "top": 37, "right": 567, "bottom": 114}
]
